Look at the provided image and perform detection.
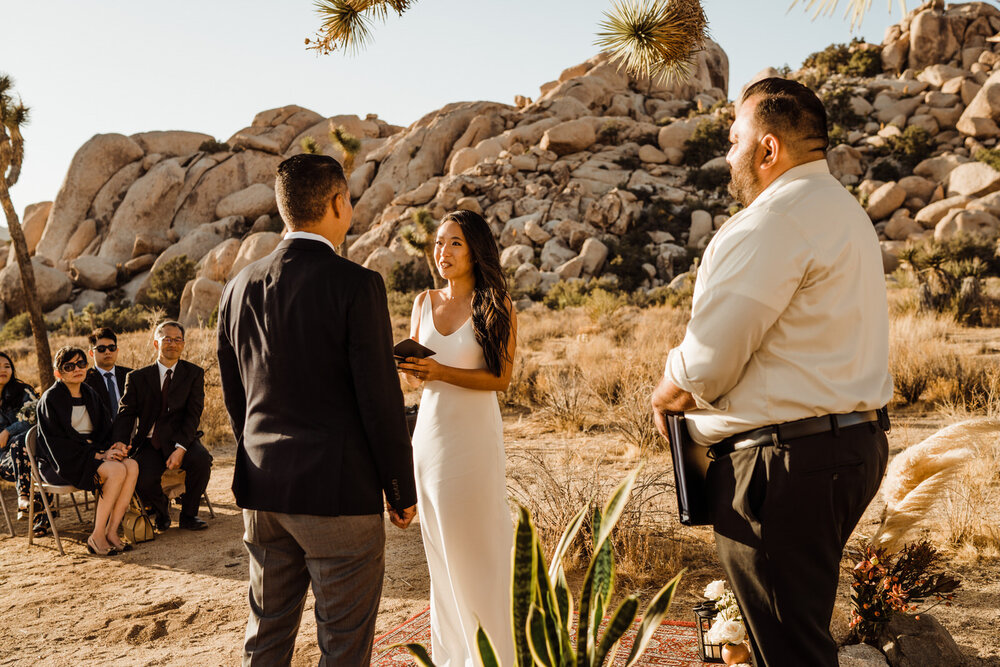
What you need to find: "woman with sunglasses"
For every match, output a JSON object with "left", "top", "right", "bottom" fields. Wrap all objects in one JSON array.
[
  {"left": 0, "top": 350, "right": 39, "bottom": 522},
  {"left": 37, "top": 347, "right": 139, "bottom": 555}
]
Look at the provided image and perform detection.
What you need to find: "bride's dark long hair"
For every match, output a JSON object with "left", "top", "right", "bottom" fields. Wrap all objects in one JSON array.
[{"left": 443, "top": 210, "right": 512, "bottom": 377}]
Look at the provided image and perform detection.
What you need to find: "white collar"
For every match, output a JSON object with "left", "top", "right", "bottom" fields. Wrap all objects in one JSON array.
[
  {"left": 284, "top": 230, "right": 337, "bottom": 252},
  {"left": 157, "top": 360, "right": 178, "bottom": 383},
  {"left": 99, "top": 366, "right": 116, "bottom": 376},
  {"left": 747, "top": 159, "right": 831, "bottom": 209}
]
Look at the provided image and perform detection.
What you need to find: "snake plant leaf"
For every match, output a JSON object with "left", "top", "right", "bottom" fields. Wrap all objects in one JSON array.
[
  {"left": 383, "top": 643, "right": 437, "bottom": 667},
  {"left": 547, "top": 500, "right": 589, "bottom": 581},
  {"left": 594, "top": 595, "right": 640, "bottom": 666},
  {"left": 624, "top": 570, "right": 685, "bottom": 666},
  {"left": 513, "top": 506, "right": 538, "bottom": 667},
  {"left": 476, "top": 625, "right": 501, "bottom": 667},
  {"left": 595, "top": 466, "right": 640, "bottom": 550},
  {"left": 554, "top": 569, "right": 574, "bottom": 660},
  {"left": 534, "top": 540, "right": 564, "bottom": 664},
  {"left": 527, "top": 603, "right": 556, "bottom": 667}
]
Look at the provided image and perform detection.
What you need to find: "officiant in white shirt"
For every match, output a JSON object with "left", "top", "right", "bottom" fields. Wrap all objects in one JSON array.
[
  {"left": 651, "top": 78, "right": 892, "bottom": 667},
  {"left": 85, "top": 327, "right": 132, "bottom": 418}
]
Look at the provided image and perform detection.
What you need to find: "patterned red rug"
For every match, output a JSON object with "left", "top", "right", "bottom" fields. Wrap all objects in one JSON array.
[{"left": 373, "top": 607, "right": 715, "bottom": 666}]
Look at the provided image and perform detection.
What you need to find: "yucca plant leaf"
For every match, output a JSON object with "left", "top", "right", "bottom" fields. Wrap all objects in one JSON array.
[
  {"left": 789, "top": 0, "right": 907, "bottom": 28},
  {"left": 527, "top": 603, "right": 556, "bottom": 667},
  {"left": 594, "top": 595, "right": 639, "bottom": 666},
  {"left": 624, "top": 570, "right": 685, "bottom": 666},
  {"left": 595, "top": 0, "right": 708, "bottom": 82},
  {"left": 383, "top": 642, "right": 437, "bottom": 667},
  {"left": 513, "top": 506, "right": 538, "bottom": 667},
  {"left": 476, "top": 625, "right": 501, "bottom": 667},
  {"left": 548, "top": 500, "right": 589, "bottom": 581},
  {"left": 313, "top": 0, "right": 374, "bottom": 54}
]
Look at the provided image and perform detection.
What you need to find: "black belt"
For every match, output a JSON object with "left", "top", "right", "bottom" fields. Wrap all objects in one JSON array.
[{"left": 709, "top": 408, "right": 890, "bottom": 460}]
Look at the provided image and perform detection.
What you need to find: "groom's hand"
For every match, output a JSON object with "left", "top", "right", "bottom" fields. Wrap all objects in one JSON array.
[{"left": 388, "top": 503, "right": 417, "bottom": 529}]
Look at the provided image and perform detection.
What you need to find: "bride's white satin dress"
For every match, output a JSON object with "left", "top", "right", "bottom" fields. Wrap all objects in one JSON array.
[{"left": 412, "top": 294, "right": 514, "bottom": 667}]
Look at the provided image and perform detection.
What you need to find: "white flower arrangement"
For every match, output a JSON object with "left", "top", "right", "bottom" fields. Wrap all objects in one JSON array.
[
  {"left": 16, "top": 398, "right": 38, "bottom": 425},
  {"left": 702, "top": 579, "right": 747, "bottom": 647},
  {"left": 706, "top": 617, "right": 746, "bottom": 646}
]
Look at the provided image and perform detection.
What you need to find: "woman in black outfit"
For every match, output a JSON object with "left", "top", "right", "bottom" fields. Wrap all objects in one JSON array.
[
  {"left": 0, "top": 351, "right": 39, "bottom": 520},
  {"left": 38, "top": 347, "right": 138, "bottom": 555}
]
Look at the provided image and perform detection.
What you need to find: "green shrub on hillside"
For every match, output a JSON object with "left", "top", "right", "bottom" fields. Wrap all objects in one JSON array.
[
  {"left": 685, "top": 165, "right": 730, "bottom": 193},
  {"left": 198, "top": 139, "right": 230, "bottom": 153},
  {"left": 139, "top": 255, "right": 197, "bottom": 319},
  {"left": 974, "top": 147, "right": 1000, "bottom": 172},
  {"left": 877, "top": 126, "right": 934, "bottom": 174},
  {"left": 0, "top": 313, "right": 34, "bottom": 345},
  {"left": 821, "top": 87, "right": 865, "bottom": 130},
  {"left": 803, "top": 38, "right": 881, "bottom": 78},
  {"left": 682, "top": 117, "right": 729, "bottom": 166}
]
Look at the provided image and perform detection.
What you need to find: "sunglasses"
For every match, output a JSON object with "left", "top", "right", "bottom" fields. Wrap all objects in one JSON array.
[
  {"left": 93, "top": 344, "right": 117, "bottom": 353},
  {"left": 59, "top": 360, "right": 89, "bottom": 373}
]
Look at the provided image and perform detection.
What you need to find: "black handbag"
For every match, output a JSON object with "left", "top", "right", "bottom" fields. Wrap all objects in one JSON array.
[{"left": 667, "top": 414, "right": 713, "bottom": 526}]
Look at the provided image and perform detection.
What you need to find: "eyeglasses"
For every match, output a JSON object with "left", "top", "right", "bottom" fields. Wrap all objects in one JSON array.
[
  {"left": 93, "top": 344, "right": 117, "bottom": 353},
  {"left": 59, "top": 360, "right": 89, "bottom": 373},
  {"left": 157, "top": 337, "right": 184, "bottom": 345}
]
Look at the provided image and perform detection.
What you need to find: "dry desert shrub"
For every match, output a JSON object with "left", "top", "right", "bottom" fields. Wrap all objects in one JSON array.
[
  {"left": 535, "top": 363, "right": 590, "bottom": 431},
  {"left": 506, "top": 449, "right": 683, "bottom": 588},
  {"left": 889, "top": 311, "right": 956, "bottom": 405}
]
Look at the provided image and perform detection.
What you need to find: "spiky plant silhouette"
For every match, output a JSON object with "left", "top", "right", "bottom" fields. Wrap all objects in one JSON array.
[
  {"left": 400, "top": 208, "right": 443, "bottom": 289},
  {"left": 0, "top": 73, "right": 53, "bottom": 387}
]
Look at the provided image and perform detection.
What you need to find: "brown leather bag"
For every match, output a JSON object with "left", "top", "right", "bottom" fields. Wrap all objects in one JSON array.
[{"left": 122, "top": 495, "right": 155, "bottom": 543}]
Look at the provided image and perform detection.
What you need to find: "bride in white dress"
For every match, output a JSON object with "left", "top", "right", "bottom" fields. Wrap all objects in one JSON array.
[{"left": 398, "top": 210, "right": 517, "bottom": 667}]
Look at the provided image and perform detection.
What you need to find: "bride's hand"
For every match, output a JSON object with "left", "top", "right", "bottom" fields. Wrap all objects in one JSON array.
[{"left": 398, "top": 357, "right": 444, "bottom": 383}]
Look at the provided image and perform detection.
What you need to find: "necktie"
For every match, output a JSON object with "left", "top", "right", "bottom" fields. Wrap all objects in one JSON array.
[
  {"left": 104, "top": 371, "right": 118, "bottom": 407},
  {"left": 151, "top": 369, "right": 173, "bottom": 450}
]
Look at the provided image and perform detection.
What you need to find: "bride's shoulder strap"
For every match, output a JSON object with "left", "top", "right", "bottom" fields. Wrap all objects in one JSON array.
[{"left": 411, "top": 290, "right": 433, "bottom": 338}]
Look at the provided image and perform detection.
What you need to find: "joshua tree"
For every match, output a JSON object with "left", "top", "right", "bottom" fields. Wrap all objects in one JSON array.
[
  {"left": 400, "top": 208, "right": 443, "bottom": 289},
  {"left": 300, "top": 135, "right": 320, "bottom": 154},
  {"left": 0, "top": 74, "right": 54, "bottom": 388},
  {"left": 307, "top": 0, "right": 904, "bottom": 80},
  {"left": 329, "top": 125, "right": 362, "bottom": 174}
]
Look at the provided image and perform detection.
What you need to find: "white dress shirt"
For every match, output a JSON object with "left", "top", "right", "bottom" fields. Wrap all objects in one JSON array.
[
  {"left": 151, "top": 360, "right": 186, "bottom": 451},
  {"left": 284, "top": 230, "right": 336, "bottom": 252},
  {"left": 665, "top": 160, "right": 894, "bottom": 446}
]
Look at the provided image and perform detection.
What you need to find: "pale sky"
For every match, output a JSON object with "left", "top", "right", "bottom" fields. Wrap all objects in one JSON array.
[{"left": 2, "top": 0, "right": 900, "bottom": 221}]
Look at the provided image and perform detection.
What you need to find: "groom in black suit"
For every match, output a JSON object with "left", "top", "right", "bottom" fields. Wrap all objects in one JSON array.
[
  {"left": 217, "top": 153, "right": 417, "bottom": 667},
  {"left": 112, "top": 321, "right": 212, "bottom": 531}
]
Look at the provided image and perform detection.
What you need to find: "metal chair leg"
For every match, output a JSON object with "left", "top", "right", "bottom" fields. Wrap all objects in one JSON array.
[
  {"left": 0, "top": 491, "right": 14, "bottom": 537},
  {"left": 31, "top": 487, "right": 64, "bottom": 556},
  {"left": 203, "top": 493, "right": 216, "bottom": 519},
  {"left": 70, "top": 493, "right": 83, "bottom": 522}
]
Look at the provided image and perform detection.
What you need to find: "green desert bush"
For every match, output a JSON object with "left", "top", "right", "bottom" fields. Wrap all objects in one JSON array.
[
  {"left": 682, "top": 117, "right": 729, "bottom": 166},
  {"left": 803, "top": 38, "right": 881, "bottom": 78},
  {"left": 198, "top": 138, "right": 230, "bottom": 153},
  {"left": 877, "top": 126, "right": 934, "bottom": 174},
  {"left": 685, "top": 165, "right": 730, "bottom": 193},
  {"left": 139, "top": 255, "right": 197, "bottom": 319}
]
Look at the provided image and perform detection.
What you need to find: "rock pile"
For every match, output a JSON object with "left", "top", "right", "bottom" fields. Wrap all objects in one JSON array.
[{"left": 6, "top": 1, "right": 1000, "bottom": 327}]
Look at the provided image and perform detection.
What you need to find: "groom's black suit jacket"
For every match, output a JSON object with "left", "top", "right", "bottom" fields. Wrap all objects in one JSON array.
[{"left": 217, "top": 237, "right": 417, "bottom": 516}]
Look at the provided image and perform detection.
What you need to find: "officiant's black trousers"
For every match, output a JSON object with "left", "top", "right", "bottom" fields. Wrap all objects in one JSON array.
[{"left": 708, "top": 422, "right": 888, "bottom": 667}]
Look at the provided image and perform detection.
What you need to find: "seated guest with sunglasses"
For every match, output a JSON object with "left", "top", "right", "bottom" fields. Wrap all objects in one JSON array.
[
  {"left": 37, "top": 347, "right": 139, "bottom": 555},
  {"left": 113, "top": 321, "right": 212, "bottom": 532},
  {"left": 84, "top": 327, "right": 132, "bottom": 418}
]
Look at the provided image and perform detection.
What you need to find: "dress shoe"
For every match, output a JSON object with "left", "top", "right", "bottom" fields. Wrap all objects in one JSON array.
[
  {"left": 154, "top": 514, "right": 171, "bottom": 532},
  {"left": 178, "top": 515, "right": 207, "bottom": 531}
]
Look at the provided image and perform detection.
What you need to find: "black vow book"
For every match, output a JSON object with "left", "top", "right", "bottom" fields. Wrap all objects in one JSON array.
[{"left": 667, "top": 414, "right": 712, "bottom": 526}]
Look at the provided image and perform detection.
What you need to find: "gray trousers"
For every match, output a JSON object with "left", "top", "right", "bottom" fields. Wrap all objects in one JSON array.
[
  {"left": 709, "top": 422, "right": 888, "bottom": 667},
  {"left": 242, "top": 509, "right": 385, "bottom": 667}
]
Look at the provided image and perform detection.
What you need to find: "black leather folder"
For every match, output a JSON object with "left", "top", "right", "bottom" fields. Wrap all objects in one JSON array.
[{"left": 667, "top": 414, "right": 713, "bottom": 526}]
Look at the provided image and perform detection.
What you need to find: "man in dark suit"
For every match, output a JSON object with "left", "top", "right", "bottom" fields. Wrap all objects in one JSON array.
[
  {"left": 84, "top": 327, "right": 132, "bottom": 418},
  {"left": 113, "top": 320, "right": 212, "bottom": 531},
  {"left": 217, "top": 153, "right": 417, "bottom": 667}
]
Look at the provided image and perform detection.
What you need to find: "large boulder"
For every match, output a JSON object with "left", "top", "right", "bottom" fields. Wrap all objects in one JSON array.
[
  {"left": 658, "top": 118, "right": 699, "bottom": 152},
  {"left": 540, "top": 118, "right": 597, "bottom": 156},
  {"left": 151, "top": 223, "right": 230, "bottom": 275},
  {"left": 89, "top": 161, "right": 144, "bottom": 226},
  {"left": 63, "top": 218, "right": 98, "bottom": 262},
  {"left": 35, "top": 133, "right": 144, "bottom": 262},
  {"left": 0, "top": 258, "right": 73, "bottom": 314},
  {"left": 130, "top": 130, "right": 214, "bottom": 156},
  {"left": 98, "top": 158, "right": 186, "bottom": 265},
  {"left": 215, "top": 183, "right": 277, "bottom": 220},
  {"left": 228, "top": 232, "right": 283, "bottom": 280},
  {"left": 837, "top": 643, "right": 889, "bottom": 667},
  {"left": 69, "top": 255, "right": 118, "bottom": 290},
  {"left": 21, "top": 201, "right": 51, "bottom": 255},
  {"left": 228, "top": 105, "right": 325, "bottom": 155},
  {"left": 866, "top": 182, "right": 908, "bottom": 221},
  {"left": 198, "top": 238, "right": 242, "bottom": 283},
  {"left": 934, "top": 208, "right": 1000, "bottom": 241},
  {"left": 878, "top": 613, "right": 965, "bottom": 667},
  {"left": 178, "top": 277, "right": 225, "bottom": 329},
  {"left": 914, "top": 154, "right": 968, "bottom": 182},
  {"left": 946, "top": 161, "right": 1000, "bottom": 197},
  {"left": 578, "top": 238, "right": 608, "bottom": 276},
  {"left": 957, "top": 70, "right": 1000, "bottom": 137},
  {"left": 540, "top": 237, "right": 577, "bottom": 270},
  {"left": 914, "top": 195, "right": 972, "bottom": 228},
  {"left": 172, "top": 150, "right": 283, "bottom": 235},
  {"left": 500, "top": 244, "right": 534, "bottom": 271},
  {"left": 827, "top": 145, "right": 864, "bottom": 180},
  {"left": 908, "top": 8, "right": 963, "bottom": 71}
]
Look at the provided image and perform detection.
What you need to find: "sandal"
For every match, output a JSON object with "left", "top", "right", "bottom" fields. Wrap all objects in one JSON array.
[
  {"left": 86, "top": 536, "right": 119, "bottom": 557},
  {"left": 16, "top": 497, "right": 41, "bottom": 521},
  {"left": 32, "top": 515, "right": 49, "bottom": 537}
]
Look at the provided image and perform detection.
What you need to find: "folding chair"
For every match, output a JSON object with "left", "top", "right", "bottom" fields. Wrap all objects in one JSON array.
[
  {"left": 161, "top": 468, "right": 216, "bottom": 519},
  {"left": 23, "top": 426, "right": 91, "bottom": 555},
  {"left": 0, "top": 485, "right": 13, "bottom": 537}
]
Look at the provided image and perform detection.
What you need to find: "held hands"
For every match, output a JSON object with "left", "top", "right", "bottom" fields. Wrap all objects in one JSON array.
[
  {"left": 397, "top": 357, "right": 444, "bottom": 383},
  {"left": 101, "top": 442, "right": 130, "bottom": 462},
  {"left": 387, "top": 502, "right": 417, "bottom": 529},
  {"left": 166, "top": 447, "right": 185, "bottom": 470}
]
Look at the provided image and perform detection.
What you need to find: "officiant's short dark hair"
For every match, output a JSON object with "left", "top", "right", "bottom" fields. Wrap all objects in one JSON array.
[
  {"left": 741, "top": 77, "right": 829, "bottom": 153},
  {"left": 275, "top": 154, "right": 349, "bottom": 228}
]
